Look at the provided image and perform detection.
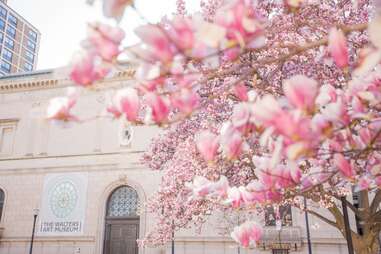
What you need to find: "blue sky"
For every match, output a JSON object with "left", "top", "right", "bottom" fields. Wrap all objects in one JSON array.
[{"left": 8, "top": 0, "right": 200, "bottom": 70}]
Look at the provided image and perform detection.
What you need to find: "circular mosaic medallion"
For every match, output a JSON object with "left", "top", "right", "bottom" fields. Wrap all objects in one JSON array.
[{"left": 49, "top": 181, "right": 78, "bottom": 218}]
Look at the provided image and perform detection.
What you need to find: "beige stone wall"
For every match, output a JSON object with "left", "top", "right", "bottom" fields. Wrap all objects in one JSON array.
[{"left": 0, "top": 71, "right": 350, "bottom": 254}]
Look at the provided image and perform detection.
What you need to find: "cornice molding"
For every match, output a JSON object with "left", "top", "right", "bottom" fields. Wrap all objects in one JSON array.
[{"left": 0, "top": 69, "right": 136, "bottom": 94}]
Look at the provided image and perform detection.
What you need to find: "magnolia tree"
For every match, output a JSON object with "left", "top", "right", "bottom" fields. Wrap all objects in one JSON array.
[{"left": 46, "top": 0, "right": 381, "bottom": 253}]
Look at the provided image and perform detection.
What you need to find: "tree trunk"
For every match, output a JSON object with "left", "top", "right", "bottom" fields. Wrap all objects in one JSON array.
[{"left": 351, "top": 231, "right": 379, "bottom": 254}]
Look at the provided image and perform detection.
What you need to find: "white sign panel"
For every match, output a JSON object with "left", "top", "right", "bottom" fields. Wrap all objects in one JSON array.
[{"left": 38, "top": 172, "right": 88, "bottom": 236}]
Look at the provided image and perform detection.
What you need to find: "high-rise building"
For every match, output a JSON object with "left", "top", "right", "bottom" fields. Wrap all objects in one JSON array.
[{"left": 0, "top": 1, "right": 40, "bottom": 75}]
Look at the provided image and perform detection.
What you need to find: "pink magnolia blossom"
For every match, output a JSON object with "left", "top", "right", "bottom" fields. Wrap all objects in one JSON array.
[
  {"left": 334, "top": 154, "right": 355, "bottom": 178},
  {"left": 145, "top": 93, "right": 170, "bottom": 124},
  {"left": 46, "top": 96, "right": 77, "bottom": 122},
  {"left": 376, "top": 176, "right": 381, "bottom": 187},
  {"left": 215, "top": 0, "right": 264, "bottom": 46},
  {"left": 69, "top": 51, "right": 109, "bottom": 86},
  {"left": 171, "top": 89, "right": 200, "bottom": 115},
  {"left": 212, "top": 176, "right": 229, "bottom": 197},
  {"left": 283, "top": 75, "right": 318, "bottom": 111},
  {"left": 187, "top": 176, "right": 213, "bottom": 198},
  {"left": 102, "top": 0, "right": 133, "bottom": 20},
  {"left": 231, "top": 103, "right": 253, "bottom": 133},
  {"left": 223, "top": 47, "right": 241, "bottom": 61},
  {"left": 109, "top": 88, "right": 140, "bottom": 122},
  {"left": 316, "top": 84, "right": 337, "bottom": 106},
  {"left": 356, "top": 176, "right": 372, "bottom": 191},
  {"left": 187, "top": 175, "right": 229, "bottom": 198},
  {"left": 321, "top": 99, "right": 350, "bottom": 125},
  {"left": 168, "top": 16, "right": 195, "bottom": 52},
  {"left": 220, "top": 123, "right": 245, "bottom": 159},
  {"left": 233, "top": 82, "right": 248, "bottom": 101},
  {"left": 135, "top": 25, "right": 175, "bottom": 63},
  {"left": 226, "top": 187, "right": 243, "bottom": 208},
  {"left": 85, "top": 22, "right": 125, "bottom": 61},
  {"left": 251, "top": 95, "right": 283, "bottom": 126},
  {"left": 195, "top": 131, "right": 219, "bottom": 162},
  {"left": 231, "top": 221, "right": 263, "bottom": 248},
  {"left": 328, "top": 27, "right": 349, "bottom": 69}
]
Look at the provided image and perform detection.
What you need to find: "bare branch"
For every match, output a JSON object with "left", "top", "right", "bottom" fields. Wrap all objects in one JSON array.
[
  {"left": 371, "top": 189, "right": 381, "bottom": 214},
  {"left": 306, "top": 209, "right": 338, "bottom": 228}
]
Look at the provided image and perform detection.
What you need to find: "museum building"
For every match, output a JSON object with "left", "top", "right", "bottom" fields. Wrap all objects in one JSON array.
[{"left": 0, "top": 69, "right": 353, "bottom": 254}]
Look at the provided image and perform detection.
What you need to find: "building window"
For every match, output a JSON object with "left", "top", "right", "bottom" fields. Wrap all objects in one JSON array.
[
  {"left": 25, "top": 50, "right": 34, "bottom": 63},
  {"left": 0, "top": 120, "right": 17, "bottom": 154},
  {"left": 0, "top": 6, "right": 6, "bottom": 19},
  {"left": 0, "top": 32, "right": 3, "bottom": 43},
  {"left": 0, "top": 19, "right": 5, "bottom": 31},
  {"left": 6, "top": 26, "right": 15, "bottom": 38},
  {"left": 0, "top": 189, "right": 4, "bottom": 221},
  {"left": 272, "top": 249, "right": 290, "bottom": 254},
  {"left": 0, "top": 60, "right": 10, "bottom": 73},
  {"left": 26, "top": 40, "right": 35, "bottom": 52},
  {"left": 4, "top": 36, "right": 13, "bottom": 49},
  {"left": 107, "top": 186, "right": 139, "bottom": 217},
  {"left": 28, "top": 30, "right": 37, "bottom": 42},
  {"left": 7, "top": 13, "right": 16, "bottom": 27},
  {"left": 2, "top": 47, "right": 11, "bottom": 62},
  {"left": 24, "top": 62, "right": 32, "bottom": 71},
  {"left": 265, "top": 205, "right": 293, "bottom": 227}
]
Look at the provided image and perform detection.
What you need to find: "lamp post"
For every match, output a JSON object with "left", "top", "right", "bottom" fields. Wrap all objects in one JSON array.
[
  {"left": 29, "top": 208, "right": 39, "bottom": 254},
  {"left": 171, "top": 220, "right": 175, "bottom": 254},
  {"left": 341, "top": 196, "right": 354, "bottom": 254},
  {"left": 304, "top": 197, "right": 313, "bottom": 254}
]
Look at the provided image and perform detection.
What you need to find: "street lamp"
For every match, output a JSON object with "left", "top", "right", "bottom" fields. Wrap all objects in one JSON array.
[
  {"left": 171, "top": 220, "right": 175, "bottom": 254},
  {"left": 304, "top": 197, "right": 313, "bottom": 254},
  {"left": 29, "top": 208, "right": 39, "bottom": 254},
  {"left": 341, "top": 196, "right": 354, "bottom": 254}
]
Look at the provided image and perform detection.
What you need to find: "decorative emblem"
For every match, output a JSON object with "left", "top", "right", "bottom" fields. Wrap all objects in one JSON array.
[
  {"left": 49, "top": 181, "right": 78, "bottom": 218},
  {"left": 119, "top": 121, "right": 133, "bottom": 147}
]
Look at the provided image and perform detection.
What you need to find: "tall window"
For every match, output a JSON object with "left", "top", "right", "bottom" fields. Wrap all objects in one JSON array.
[
  {"left": 0, "top": 32, "right": 3, "bottom": 43},
  {"left": 0, "top": 19, "right": 5, "bottom": 31},
  {"left": 4, "top": 36, "right": 13, "bottom": 49},
  {"left": 6, "top": 26, "right": 15, "bottom": 38},
  {"left": 26, "top": 40, "right": 35, "bottom": 52},
  {"left": 107, "top": 186, "right": 139, "bottom": 217},
  {"left": 0, "top": 189, "right": 4, "bottom": 221},
  {"left": 24, "top": 62, "right": 32, "bottom": 72},
  {"left": 0, "top": 60, "right": 10, "bottom": 73},
  {"left": 0, "top": 120, "right": 16, "bottom": 154},
  {"left": 265, "top": 205, "right": 292, "bottom": 227},
  {"left": 28, "top": 30, "right": 37, "bottom": 42},
  {"left": 0, "top": 6, "right": 6, "bottom": 19},
  {"left": 2, "top": 47, "right": 11, "bottom": 62},
  {"left": 25, "top": 50, "right": 34, "bottom": 63},
  {"left": 7, "top": 13, "right": 16, "bottom": 27}
]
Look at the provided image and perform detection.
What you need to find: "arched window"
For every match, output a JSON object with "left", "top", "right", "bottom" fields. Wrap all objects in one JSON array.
[
  {"left": 0, "top": 189, "right": 4, "bottom": 221},
  {"left": 106, "top": 186, "right": 139, "bottom": 217},
  {"left": 104, "top": 186, "right": 140, "bottom": 254}
]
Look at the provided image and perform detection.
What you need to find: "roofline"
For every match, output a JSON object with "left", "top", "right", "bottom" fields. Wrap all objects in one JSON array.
[{"left": 0, "top": 69, "right": 53, "bottom": 80}]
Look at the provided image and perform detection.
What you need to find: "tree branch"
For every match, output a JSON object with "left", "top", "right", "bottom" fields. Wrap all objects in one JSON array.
[
  {"left": 370, "top": 189, "right": 381, "bottom": 214},
  {"left": 306, "top": 209, "right": 338, "bottom": 228},
  {"left": 332, "top": 193, "right": 364, "bottom": 219}
]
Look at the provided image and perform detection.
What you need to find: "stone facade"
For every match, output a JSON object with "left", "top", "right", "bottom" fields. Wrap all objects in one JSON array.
[{"left": 0, "top": 70, "right": 356, "bottom": 254}]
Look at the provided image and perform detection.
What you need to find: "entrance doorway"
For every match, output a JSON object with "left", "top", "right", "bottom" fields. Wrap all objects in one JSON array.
[{"left": 103, "top": 186, "right": 140, "bottom": 254}]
